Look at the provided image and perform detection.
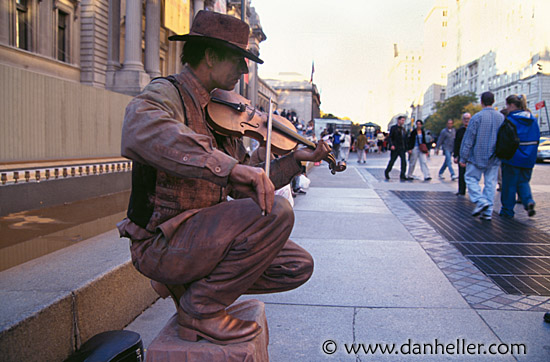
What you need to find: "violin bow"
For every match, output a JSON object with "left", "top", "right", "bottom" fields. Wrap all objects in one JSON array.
[{"left": 263, "top": 97, "right": 274, "bottom": 216}]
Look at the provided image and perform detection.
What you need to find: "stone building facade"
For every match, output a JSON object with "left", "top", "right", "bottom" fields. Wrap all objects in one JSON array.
[
  {"left": 0, "top": 0, "right": 269, "bottom": 162},
  {"left": 264, "top": 75, "right": 321, "bottom": 126}
]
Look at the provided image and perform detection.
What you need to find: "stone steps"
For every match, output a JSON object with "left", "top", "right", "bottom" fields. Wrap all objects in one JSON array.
[{"left": 0, "top": 229, "right": 157, "bottom": 362}]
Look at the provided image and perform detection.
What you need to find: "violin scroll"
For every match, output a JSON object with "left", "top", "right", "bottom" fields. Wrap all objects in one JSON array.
[{"left": 325, "top": 153, "right": 346, "bottom": 174}]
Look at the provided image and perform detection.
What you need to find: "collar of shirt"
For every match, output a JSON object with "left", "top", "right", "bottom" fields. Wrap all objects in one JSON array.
[{"left": 176, "top": 64, "right": 211, "bottom": 110}]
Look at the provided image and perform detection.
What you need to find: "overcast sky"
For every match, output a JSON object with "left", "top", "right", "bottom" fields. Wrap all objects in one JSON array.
[{"left": 250, "top": 0, "right": 435, "bottom": 123}]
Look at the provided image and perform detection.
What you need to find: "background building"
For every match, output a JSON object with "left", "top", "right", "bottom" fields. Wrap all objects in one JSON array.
[
  {"left": 387, "top": 46, "right": 423, "bottom": 120},
  {"left": 264, "top": 72, "right": 321, "bottom": 127},
  {"left": 446, "top": 51, "right": 497, "bottom": 99},
  {"left": 422, "top": 84, "right": 446, "bottom": 119},
  {"left": 421, "top": 0, "right": 453, "bottom": 95}
]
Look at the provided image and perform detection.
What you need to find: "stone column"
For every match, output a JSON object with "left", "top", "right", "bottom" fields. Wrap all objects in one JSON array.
[
  {"left": 107, "top": 0, "right": 121, "bottom": 72},
  {"left": 248, "top": 8, "right": 266, "bottom": 107},
  {"left": 110, "top": 0, "right": 150, "bottom": 95},
  {"left": 145, "top": 0, "right": 161, "bottom": 78},
  {"left": 105, "top": 0, "right": 121, "bottom": 88},
  {"left": 123, "top": 0, "right": 144, "bottom": 71}
]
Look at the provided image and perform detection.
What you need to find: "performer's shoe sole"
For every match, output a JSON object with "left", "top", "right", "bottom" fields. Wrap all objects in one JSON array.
[{"left": 177, "top": 323, "right": 262, "bottom": 345}]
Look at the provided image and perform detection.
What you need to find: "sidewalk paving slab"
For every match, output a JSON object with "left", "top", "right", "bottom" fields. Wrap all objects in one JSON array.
[
  {"left": 263, "top": 304, "right": 354, "bottom": 362},
  {"left": 353, "top": 307, "right": 516, "bottom": 361},
  {"left": 477, "top": 310, "right": 550, "bottom": 362},
  {"left": 293, "top": 196, "right": 391, "bottom": 214},
  {"left": 244, "top": 238, "right": 469, "bottom": 309},
  {"left": 291, "top": 212, "right": 413, "bottom": 241}
]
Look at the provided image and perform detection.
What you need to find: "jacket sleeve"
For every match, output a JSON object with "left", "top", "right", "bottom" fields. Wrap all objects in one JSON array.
[
  {"left": 406, "top": 130, "right": 414, "bottom": 150},
  {"left": 459, "top": 120, "right": 478, "bottom": 164},
  {"left": 453, "top": 128, "right": 463, "bottom": 158},
  {"left": 388, "top": 126, "right": 395, "bottom": 148},
  {"left": 436, "top": 130, "right": 446, "bottom": 151},
  {"left": 120, "top": 80, "right": 238, "bottom": 187},
  {"left": 247, "top": 147, "right": 303, "bottom": 191}
]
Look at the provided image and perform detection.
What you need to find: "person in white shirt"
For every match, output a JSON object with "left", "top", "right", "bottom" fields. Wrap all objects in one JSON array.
[{"left": 340, "top": 130, "right": 352, "bottom": 162}]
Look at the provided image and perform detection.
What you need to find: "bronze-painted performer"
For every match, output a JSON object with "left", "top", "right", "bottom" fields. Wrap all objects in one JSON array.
[{"left": 117, "top": 10, "right": 331, "bottom": 345}]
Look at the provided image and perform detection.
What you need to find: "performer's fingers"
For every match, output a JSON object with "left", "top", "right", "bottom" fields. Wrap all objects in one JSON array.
[{"left": 259, "top": 172, "right": 274, "bottom": 214}]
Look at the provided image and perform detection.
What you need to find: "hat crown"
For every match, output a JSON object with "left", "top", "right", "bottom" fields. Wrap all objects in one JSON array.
[
  {"left": 190, "top": 10, "right": 249, "bottom": 48},
  {"left": 167, "top": 10, "right": 263, "bottom": 64}
]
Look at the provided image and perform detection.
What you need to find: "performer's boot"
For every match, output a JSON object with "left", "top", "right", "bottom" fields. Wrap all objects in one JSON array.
[
  {"left": 152, "top": 280, "right": 261, "bottom": 344},
  {"left": 150, "top": 280, "right": 186, "bottom": 310},
  {"left": 176, "top": 307, "right": 261, "bottom": 345}
]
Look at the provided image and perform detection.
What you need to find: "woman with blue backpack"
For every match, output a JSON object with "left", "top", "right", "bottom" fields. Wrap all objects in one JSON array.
[{"left": 499, "top": 94, "right": 540, "bottom": 218}]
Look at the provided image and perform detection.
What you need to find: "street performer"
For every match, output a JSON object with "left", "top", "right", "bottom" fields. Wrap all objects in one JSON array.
[{"left": 117, "top": 10, "right": 331, "bottom": 345}]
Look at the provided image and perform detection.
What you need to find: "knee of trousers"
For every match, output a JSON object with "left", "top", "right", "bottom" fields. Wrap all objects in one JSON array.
[
  {"left": 298, "top": 251, "right": 314, "bottom": 284},
  {"left": 272, "top": 195, "right": 295, "bottom": 230}
]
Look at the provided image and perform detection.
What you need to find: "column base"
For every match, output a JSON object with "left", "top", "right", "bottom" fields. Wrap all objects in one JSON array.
[{"left": 108, "top": 69, "right": 151, "bottom": 96}]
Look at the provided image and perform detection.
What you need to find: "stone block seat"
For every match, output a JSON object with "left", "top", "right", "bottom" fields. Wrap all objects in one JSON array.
[{"left": 146, "top": 299, "right": 269, "bottom": 362}]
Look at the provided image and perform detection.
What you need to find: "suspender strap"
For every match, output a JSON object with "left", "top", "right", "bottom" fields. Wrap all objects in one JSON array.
[{"left": 152, "top": 76, "right": 188, "bottom": 126}]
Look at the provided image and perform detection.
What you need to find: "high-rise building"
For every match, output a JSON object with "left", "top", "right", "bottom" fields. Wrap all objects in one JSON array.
[
  {"left": 448, "top": 0, "right": 550, "bottom": 75},
  {"left": 422, "top": 0, "right": 453, "bottom": 91},
  {"left": 387, "top": 46, "right": 423, "bottom": 119}
]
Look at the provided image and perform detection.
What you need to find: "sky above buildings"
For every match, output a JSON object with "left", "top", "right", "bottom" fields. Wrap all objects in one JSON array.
[{"left": 251, "top": 0, "right": 435, "bottom": 124}]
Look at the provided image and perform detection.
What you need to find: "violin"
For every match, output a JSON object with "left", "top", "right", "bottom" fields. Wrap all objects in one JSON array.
[{"left": 206, "top": 89, "right": 346, "bottom": 174}]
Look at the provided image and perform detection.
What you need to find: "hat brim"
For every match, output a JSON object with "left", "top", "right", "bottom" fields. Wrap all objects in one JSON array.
[{"left": 168, "top": 34, "right": 264, "bottom": 64}]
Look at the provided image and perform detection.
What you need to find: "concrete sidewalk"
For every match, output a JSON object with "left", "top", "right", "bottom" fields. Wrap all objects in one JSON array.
[{"left": 126, "top": 151, "right": 550, "bottom": 361}]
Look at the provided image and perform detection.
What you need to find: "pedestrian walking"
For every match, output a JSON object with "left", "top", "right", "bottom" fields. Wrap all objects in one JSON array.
[
  {"left": 376, "top": 131, "right": 385, "bottom": 153},
  {"left": 384, "top": 116, "right": 410, "bottom": 180},
  {"left": 340, "top": 130, "right": 352, "bottom": 162},
  {"left": 435, "top": 119, "right": 458, "bottom": 180},
  {"left": 406, "top": 120, "right": 431, "bottom": 180},
  {"left": 354, "top": 130, "right": 368, "bottom": 163},
  {"left": 332, "top": 130, "right": 342, "bottom": 160},
  {"left": 499, "top": 94, "right": 540, "bottom": 218},
  {"left": 459, "top": 92, "right": 504, "bottom": 221},
  {"left": 453, "top": 113, "right": 471, "bottom": 195}
]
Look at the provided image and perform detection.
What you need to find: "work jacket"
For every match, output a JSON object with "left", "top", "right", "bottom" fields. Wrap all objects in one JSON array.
[
  {"left": 503, "top": 110, "right": 540, "bottom": 169},
  {"left": 118, "top": 65, "right": 301, "bottom": 240}
]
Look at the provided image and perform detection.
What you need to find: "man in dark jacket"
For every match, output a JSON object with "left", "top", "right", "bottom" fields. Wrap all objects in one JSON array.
[
  {"left": 453, "top": 113, "right": 471, "bottom": 195},
  {"left": 384, "top": 116, "right": 410, "bottom": 180}
]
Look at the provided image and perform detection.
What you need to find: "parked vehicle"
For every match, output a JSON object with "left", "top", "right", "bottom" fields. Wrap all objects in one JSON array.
[{"left": 537, "top": 138, "right": 550, "bottom": 162}]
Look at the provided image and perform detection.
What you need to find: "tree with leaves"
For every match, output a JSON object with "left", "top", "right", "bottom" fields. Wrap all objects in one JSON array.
[{"left": 424, "top": 92, "right": 478, "bottom": 135}]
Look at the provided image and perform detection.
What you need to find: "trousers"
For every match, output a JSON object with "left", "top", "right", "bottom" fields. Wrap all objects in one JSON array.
[
  {"left": 457, "top": 164, "right": 466, "bottom": 195},
  {"left": 130, "top": 196, "right": 313, "bottom": 318},
  {"left": 500, "top": 163, "right": 534, "bottom": 217},
  {"left": 357, "top": 149, "right": 366, "bottom": 163},
  {"left": 439, "top": 150, "right": 456, "bottom": 177},
  {"left": 465, "top": 162, "right": 500, "bottom": 216},
  {"left": 385, "top": 148, "right": 407, "bottom": 177},
  {"left": 407, "top": 147, "right": 430, "bottom": 179}
]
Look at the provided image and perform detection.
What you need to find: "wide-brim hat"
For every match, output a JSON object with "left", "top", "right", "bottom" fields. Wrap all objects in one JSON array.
[{"left": 168, "top": 10, "right": 263, "bottom": 64}]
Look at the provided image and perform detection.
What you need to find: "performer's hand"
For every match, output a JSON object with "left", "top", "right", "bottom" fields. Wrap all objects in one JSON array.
[
  {"left": 293, "top": 141, "right": 332, "bottom": 163},
  {"left": 390, "top": 145, "right": 395, "bottom": 151},
  {"left": 459, "top": 162, "right": 466, "bottom": 168},
  {"left": 229, "top": 164, "right": 275, "bottom": 214},
  {"left": 408, "top": 150, "right": 412, "bottom": 154},
  {"left": 453, "top": 157, "right": 458, "bottom": 164}
]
